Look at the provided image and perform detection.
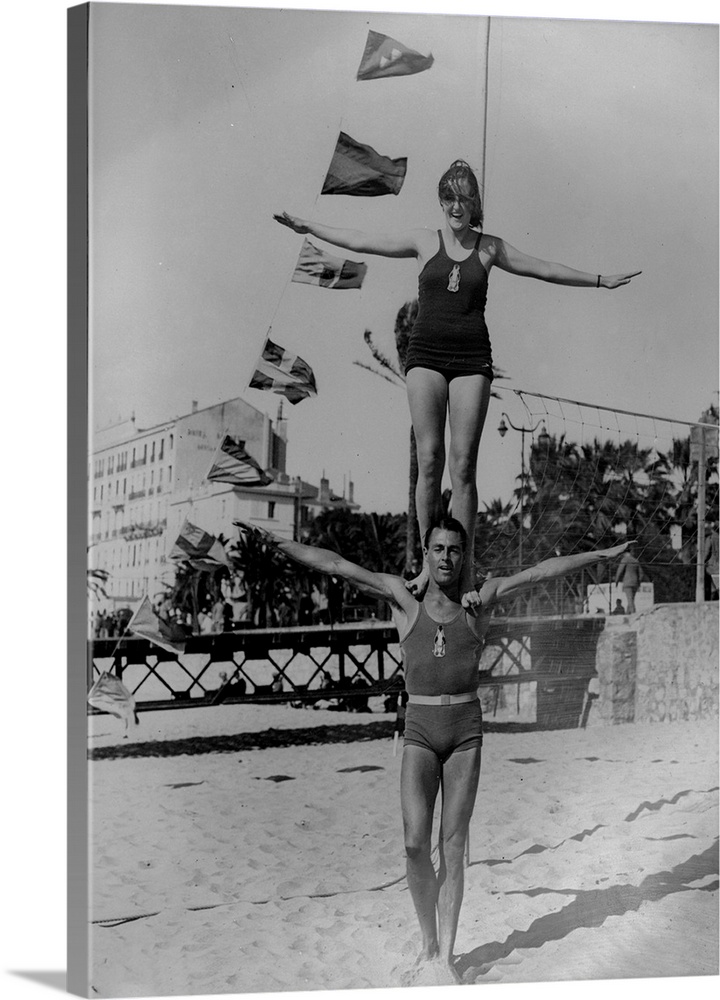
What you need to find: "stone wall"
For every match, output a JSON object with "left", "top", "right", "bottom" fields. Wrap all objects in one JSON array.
[{"left": 592, "top": 603, "right": 719, "bottom": 725}]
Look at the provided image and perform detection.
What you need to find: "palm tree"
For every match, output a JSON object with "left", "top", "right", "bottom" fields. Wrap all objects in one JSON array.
[{"left": 227, "top": 527, "right": 300, "bottom": 628}]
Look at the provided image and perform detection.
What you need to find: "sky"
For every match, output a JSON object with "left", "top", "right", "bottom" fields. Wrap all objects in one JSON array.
[{"left": 88, "top": 2, "right": 718, "bottom": 516}]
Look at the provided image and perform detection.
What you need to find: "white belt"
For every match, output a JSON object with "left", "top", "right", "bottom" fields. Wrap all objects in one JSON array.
[{"left": 407, "top": 692, "right": 478, "bottom": 706}]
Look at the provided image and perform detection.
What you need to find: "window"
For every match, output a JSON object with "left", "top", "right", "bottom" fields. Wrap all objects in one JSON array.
[
  {"left": 151, "top": 441, "right": 155, "bottom": 462},
  {"left": 168, "top": 465, "right": 172, "bottom": 481},
  {"left": 169, "top": 434, "right": 174, "bottom": 449},
  {"left": 268, "top": 501, "right": 276, "bottom": 519},
  {"left": 159, "top": 438, "right": 164, "bottom": 460}
]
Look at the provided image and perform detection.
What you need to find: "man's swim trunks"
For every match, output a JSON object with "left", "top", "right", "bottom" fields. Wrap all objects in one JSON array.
[
  {"left": 400, "top": 603, "right": 484, "bottom": 760},
  {"left": 403, "top": 699, "right": 483, "bottom": 761}
]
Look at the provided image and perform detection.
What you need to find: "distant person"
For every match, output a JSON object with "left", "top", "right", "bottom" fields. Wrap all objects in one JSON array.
[
  {"left": 271, "top": 672, "right": 284, "bottom": 694},
  {"left": 312, "top": 584, "right": 329, "bottom": 624},
  {"left": 236, "top": 517, "right": 630, "bottom": 986},
  {"left": 611, "top": 599, "right": 626, "bottom": 615},
  {"left": 211, "top": 597, "right": 226, "bottom": 634},
  {"left": 198, "top": 606, "right": 214, "bottom": 634},
  {"left": 297, "top": 592, "right": 314, "bottom": 626},
  {"left": 614, "top": 542, "right": 642, "bottom": 613}
]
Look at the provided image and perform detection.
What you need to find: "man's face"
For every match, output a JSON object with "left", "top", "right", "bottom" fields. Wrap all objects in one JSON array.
[{"left": 424, "top": 529, "right": 465, "bottom": 585}]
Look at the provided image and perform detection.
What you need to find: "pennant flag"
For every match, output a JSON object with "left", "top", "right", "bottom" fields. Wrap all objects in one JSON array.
[
  {"left": 292, "top": 239, "right": 367, "bottom": 290},
  {"left": 321, "top": 132, "right": 407, "bottom": 197},
  {"left": 170, "top": 519, "right": 228, "bottom": 568},
  {"left": 207, "top": 435, "right": 274, "bottom": 487},
  {"left": 357, "top": 30, "right": 434, "bottom": 81},
  {"left": 249, "top": 339, "right": 317, "bottom": 405},
  {"left": 127, "top": 595, "right": 187, "bottom": 654},
  {"left": 87, "top": 671, "right": 138, "bottom": 728}
]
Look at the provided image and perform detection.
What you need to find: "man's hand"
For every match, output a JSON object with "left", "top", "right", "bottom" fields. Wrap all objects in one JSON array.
[{"left": 233, "top": 520, "right": 279, "bottom": 547}]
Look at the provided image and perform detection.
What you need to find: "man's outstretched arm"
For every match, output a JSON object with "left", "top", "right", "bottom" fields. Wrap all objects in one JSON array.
[
  {"left": 233, "top": 521, "right": 412, "bottom": 608},
  {"left": 480, "top": 541, "right": 630, "bottom": 606}
]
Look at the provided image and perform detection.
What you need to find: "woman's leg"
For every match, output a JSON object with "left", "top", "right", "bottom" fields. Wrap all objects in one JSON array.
[
  {"left": 446, "top": 374, "right": 492, "bottom": 590},
  {"left": 405, "top": 368, "right": 450, "bottom": 592}
]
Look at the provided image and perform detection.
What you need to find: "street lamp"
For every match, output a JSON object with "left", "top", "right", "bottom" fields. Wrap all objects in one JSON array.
[{"left": 497, "top": 413, "right": 549, "bottom": 569}]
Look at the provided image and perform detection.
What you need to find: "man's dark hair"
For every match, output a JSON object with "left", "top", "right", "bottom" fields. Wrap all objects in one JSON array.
[{"left": 423, "top": 517, "right": 467, "bottom": 550}]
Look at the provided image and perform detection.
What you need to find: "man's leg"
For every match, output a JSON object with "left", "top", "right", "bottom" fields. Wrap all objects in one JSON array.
[
  {"left": 436, "top": 745, "right": 482, "bottom": 975},
  {"left": 625, "top": 586, "right": 636, "bottom": 613},
  {"left": 400, "top": 744, "right": 442, "bottom": 961}
]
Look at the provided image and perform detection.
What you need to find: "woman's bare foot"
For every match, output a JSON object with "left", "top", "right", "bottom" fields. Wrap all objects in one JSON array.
[{"left": 405, "top": 563, "right": 430, "bottom": 599}]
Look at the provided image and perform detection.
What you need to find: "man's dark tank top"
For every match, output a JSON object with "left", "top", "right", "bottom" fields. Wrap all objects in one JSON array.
[
  {"left": 400, "top": 603, "right": 484, "bottom": 695},
  {"left": 404, "top": 230, "right": 493, "bottom": 374}
]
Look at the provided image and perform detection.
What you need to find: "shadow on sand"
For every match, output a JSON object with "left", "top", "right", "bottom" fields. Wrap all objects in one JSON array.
[{"left": 458, "top": 840, "right": 719, "bottom": 982}]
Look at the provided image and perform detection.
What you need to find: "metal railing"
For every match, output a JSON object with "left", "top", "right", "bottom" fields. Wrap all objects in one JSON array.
[{"left": 88, "top": 615, "right": 607, "bottom": 728}]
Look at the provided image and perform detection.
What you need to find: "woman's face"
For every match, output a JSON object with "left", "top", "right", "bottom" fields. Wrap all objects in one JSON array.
[{"left": 440, "top": 181, "right": 474, "bottom": 231}]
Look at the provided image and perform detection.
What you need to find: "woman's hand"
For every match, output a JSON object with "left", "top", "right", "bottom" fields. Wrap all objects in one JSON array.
[
  {"left": 273, "top": 211, "right": 310, "bottom": 234},
  {"left": 600, "top": 270, "right": 642, "bottom": 288}
]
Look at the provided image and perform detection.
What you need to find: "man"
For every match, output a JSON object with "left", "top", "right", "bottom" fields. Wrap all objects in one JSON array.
[
  {"left": 235, "top": 517, "right": 629, "bottom": 986},
  {"left": 614, "top": 541, "right": 642, "bottom": 613}
]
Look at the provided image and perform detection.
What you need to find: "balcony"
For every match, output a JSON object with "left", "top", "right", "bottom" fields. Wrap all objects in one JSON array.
[
  {"left": 128, "top": 490, "right": 146, "bottom": 500},
  {"left": 131, "top": 459, "right": 147, "bottom": 469}
]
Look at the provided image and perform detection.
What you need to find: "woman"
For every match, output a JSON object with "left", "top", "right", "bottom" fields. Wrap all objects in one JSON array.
[{"left": 275, "top": 160, "right": 640, "bottom": 594}]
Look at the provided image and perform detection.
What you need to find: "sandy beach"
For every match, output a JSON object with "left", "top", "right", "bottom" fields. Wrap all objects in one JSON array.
[{"left": 86, "top": 705, "right": 718, "bottom": 996}]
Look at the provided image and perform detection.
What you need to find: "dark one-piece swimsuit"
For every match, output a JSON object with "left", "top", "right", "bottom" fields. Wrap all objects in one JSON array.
[{"left": 404, "top": 229, "right": 494, "bottom": 383}]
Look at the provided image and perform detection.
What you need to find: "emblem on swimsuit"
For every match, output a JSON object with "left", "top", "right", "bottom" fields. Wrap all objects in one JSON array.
[
  {"left": 447, "top": 264, "right": 460, "bottom": 293},
  {"left": 432, "top": 624, "right": 446, "bottom": 658}
]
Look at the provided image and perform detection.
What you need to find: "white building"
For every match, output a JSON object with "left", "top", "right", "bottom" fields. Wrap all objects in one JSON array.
[{"left": 90, "top": 397, "right": 356, "bottom": 611}]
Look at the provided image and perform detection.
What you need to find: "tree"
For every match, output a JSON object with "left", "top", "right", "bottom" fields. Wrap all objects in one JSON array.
[
  {"left": 165, "top": 548, "right": 229, "bottom": 633},
  {"left": 227, "top": 528, "right": 302, "bottom": 628},
  {"left": 304, "top": 508, "right": 406, "bottom": 617}
]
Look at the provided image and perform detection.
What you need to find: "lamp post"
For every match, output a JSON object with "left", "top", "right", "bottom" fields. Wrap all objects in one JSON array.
[{"left": 497, "top": 413, "right": 549, "bottom": 569}]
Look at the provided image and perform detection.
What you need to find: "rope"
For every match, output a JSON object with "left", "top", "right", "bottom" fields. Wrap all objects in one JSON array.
[{"left": 507, "top": 387, "right": 716, "bottom": 430}]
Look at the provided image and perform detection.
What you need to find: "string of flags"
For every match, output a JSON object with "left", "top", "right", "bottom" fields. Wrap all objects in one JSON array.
[
  {"left": 90, "top": 29, "right": 436, "bottom": 712},
  {"left": 356, "top": 29, "right": 434, "bottom": 81},
  {"left": 87, "top": 672, "right": 138, "bottom": 729},
  {"left": 126, "top": 595, "right": 188, "bottom": 654},
  {"left": 321, "top": 131, "right": 407, "bottom": 197},
  {"left": 170, "top": 519, "right": 229, "bottom": 569},
  {"left": 207, "top": 434, "right": 275, "bottom": 486},
  {"left": 249, "top": 338, "right": 317, "bottom": 405},
  {"left": 292, "top": 238, "right": 367, "bottom": 290},
  {"left": 249, "top": 27, "right": 433, "bottom": 407}
]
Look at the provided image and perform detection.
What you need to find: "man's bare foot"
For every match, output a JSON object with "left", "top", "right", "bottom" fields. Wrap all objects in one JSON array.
[
  {"left": 405, "top": 563, "right": 430, "bottom": 599},
  {"left": 410, "top": 957, "right": 461, "bottom": 986}
]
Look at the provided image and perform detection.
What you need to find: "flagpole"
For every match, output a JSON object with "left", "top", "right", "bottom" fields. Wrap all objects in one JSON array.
[{"left": 475, "top": 16, "right": 491, "bottom": 201}]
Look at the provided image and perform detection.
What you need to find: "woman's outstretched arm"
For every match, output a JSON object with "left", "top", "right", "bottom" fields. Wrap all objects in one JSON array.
[
  {"left": 273, "top": 211, "right": 421, "bottom": 258},
  {"left": 492, "top": 237, "right": 641, "bottom": 288}
]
